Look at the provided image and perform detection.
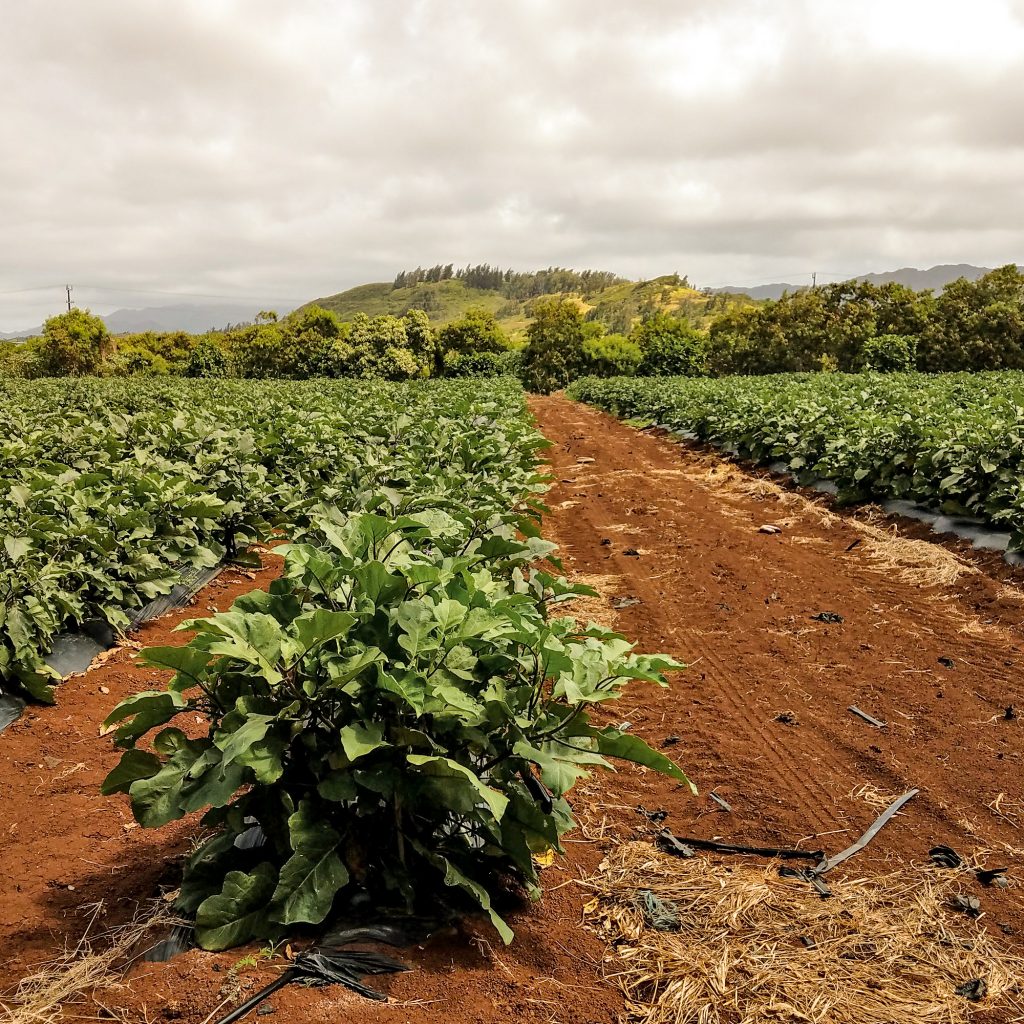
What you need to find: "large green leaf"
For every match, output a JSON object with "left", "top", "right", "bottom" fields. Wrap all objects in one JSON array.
[
  {"left": 101, "top": 748, "right": 161, "bottom": 795},
  {"left": 269, "top": 800, "right": 348, "bottom": 925},
  {"left": 593, "top": 728, "right": 696, "bottom": 793},
  {"left": 407, "top": 754, "right": 508, "bottom": 821},
  {"left": 104, "top": 690, "right": 187, "bottom": 746},
  {"left": 339, "top": 722, "right": 388, "bottom": 762},
  {"left": 195, "top": 863, "right": 279, "bottom": 951}
]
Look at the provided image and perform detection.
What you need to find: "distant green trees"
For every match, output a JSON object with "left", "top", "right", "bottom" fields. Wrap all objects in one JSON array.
[
  {"left": 581, "top": 333, "right": 642, "bottom": 377},
  {"left": 38, "top": 309, "right": 112, "bottom": 375},
  {"left": 702, "top": 269, "right": 1023, "bottom": 376},
  {"left": 520, "top": 297, "right": 588, "bottom": 393},
  {"left": 438, "top": 307, "right": 508, "bottom": 356},
  {"left": 9, "top": 265, "right": 1024, "bottom": 386},
  {"left": 861, "top": 334, "right": 918, "bottom": 373},
  {"left": 393, "top": 264, "right": 624, "bottom": 299},
  {"left": 631, "top": 313, "right": 707, "bottom": 376},
  {"left": 921, "top": 265, "right": 1024, "bottom": 371}
]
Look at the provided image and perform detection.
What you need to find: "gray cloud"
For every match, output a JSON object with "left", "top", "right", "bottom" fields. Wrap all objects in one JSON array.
[{"left": 2, "top": 0, "right": 1022, "bottom": 327}]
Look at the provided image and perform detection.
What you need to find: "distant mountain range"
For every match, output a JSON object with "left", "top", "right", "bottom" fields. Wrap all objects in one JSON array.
[
  {"left": 1, "top": 301, "right": 296, "bottom": 340},
  {"left": 712, "top": 264, "right": 999, "bottom": 301}
]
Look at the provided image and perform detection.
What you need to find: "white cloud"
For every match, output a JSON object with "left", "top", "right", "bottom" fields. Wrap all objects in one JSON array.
[{"left": 1, "top": 0, "right": 1022, "bottom": 327}]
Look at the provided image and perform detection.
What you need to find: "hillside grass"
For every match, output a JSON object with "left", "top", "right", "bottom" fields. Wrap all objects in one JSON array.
[{"left": 301, "top": 273, "right": 758, "bottom": 340}]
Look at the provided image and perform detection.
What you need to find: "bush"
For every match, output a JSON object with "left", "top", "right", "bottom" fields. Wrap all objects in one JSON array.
[
  {"left": 443, "top": 350, "right": 522, "bottom": 377},
  {"left": 184, "top": 340, "right": 230, "bottom": 378},
  {"left": 631, "top": 314, "right": 707, "bottom": 376},
  {"left": 581, "top": 333, "right": 642, "bottom": 377},
  {"left": 106, "top": 345, "right": 170, "bottom": 376},
  {"left": 520, "top": 297, "right": 588, "bottom": 393},
  {"left": 0, "top": 340, "right": 41, "bottom": 378},
  {"left": 438, "top": 308, "right": 508, "bottom": 357},
  {"left": 103, "top": 514, "right": 688, "bottom": 949},
  {"left": 861, "top": 334, "right": 918, "bottom": 373},
  {"left": 38, "top": 309, "right": 111, "bottom": 376}
]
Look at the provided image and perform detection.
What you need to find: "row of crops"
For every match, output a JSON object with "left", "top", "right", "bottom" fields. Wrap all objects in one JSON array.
[
  {"left": 2, "top": 375, "right": 688, "bottom": 948},
  {"left": 1, "top": 377, "right": 547, "bottom": 701},
  {"left": 569, "top": 371, "right": 1024, "bottom": 548}
]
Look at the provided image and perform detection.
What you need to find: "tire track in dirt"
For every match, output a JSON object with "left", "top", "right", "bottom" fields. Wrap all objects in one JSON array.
[
  {"left": 535, "top": 407, "right": 853, "bottom": 837},
  {"left": 530, "top": 395, "right": 1024, "bottom": 912}
]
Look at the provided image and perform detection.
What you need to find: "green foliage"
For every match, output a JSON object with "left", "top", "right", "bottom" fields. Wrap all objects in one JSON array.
[
  {"left": 38, "top": 309, "right": 111, "bottom": 376},
  {"left": 106, "top": 345, "right": 170, "bottom": 376},
  {"left": 86, "top": 380, "right": 691, "bottom": 947},
  {"left": 438, "top": 307, "right": 508, "bottom": 357},
  {"left": 581, "top": 333, "right": 642, "bottom": 377},
  {"left": 706, "top": 281, "right": 936, "bottom": 375},
  {"left": 443, "top": 350, "right": 522, "bottom": 378},
  {"left": 569, "top": 371, "right": 1024, "bottom": 549},
  {"left": 0, "top": 378, "right": 540, "bottom": 702},
  {"left": 347, "top": 312, "right": 431, "bottom": 379},
  {"left": 228, "top": 320, "right": 290, "bottom": 378},
  {"left": 104, "top": 512, "right": 688, "bottom": 948},
  {"left": 0, "top": 340, "right": 43, "bottom": 378},
  {"left": 921, "top": 265, "right": 1024, "bottom": 372},
  {"left": 861, "top": 334, "right": 917, "bottom": 372},
  {"left": 630, "top": 314, "right": 707, "bottom": 376},
  {"left": 520, "top": 298, "right": 588, "bottom": 394},
  {"left": 184, "top": 340, "right": 230, "bottom": 378}
]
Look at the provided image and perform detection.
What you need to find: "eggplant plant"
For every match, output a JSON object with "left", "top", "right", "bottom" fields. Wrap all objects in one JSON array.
[
  {"left": 103, "top": 513, "right": 690, "bottom": 948},
  {"left": 0, "top": 378, "right": 546, "bottom": 702}
]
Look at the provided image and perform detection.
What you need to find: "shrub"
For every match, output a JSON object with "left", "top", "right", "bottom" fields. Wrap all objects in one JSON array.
[
  {"left": 438, "top": 308, "right": 508, "bottom": 357},
  {"left": 104, "top": 514, "right": 689, "bottom": 949},
  {"left": 861, "top": 334, "right": 918, "bottom": 373},
  {"left": 184, "top": 340, "right": 230, "bottom": 378},
  {"left": 520, "top": 297, "right": 588, "bottom": 393},
  {"left": 38, "top": 309, "right": 111, "bottom": 376},
  {"left": 443, "top": 350, "right": 522, "bottom": 377},
  {"left": 631, "top": 314, "right": 707, "bottom": 376},
  {"left": 581, "top": 333, "right": 642, "bottom": 377},
  {"left": 106, "top": 345, "right": 170, "bottom": 376}
]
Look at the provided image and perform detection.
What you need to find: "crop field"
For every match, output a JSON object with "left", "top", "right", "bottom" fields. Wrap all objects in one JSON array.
[
  {"left": 0, "top": 377, "right": 549, "bottom": 701},
  {"left": 569, "top": 371, "right": 1024, "bottom": 547},
  {"left": 3, "top": 375, "right": 1024, "bottom": 1024}
]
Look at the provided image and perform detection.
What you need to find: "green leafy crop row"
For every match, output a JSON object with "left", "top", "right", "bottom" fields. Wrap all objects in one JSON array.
[
  {"left": 4, "top": 376, "right": 691, "bottom": 945},
  {"left": 0, "top": 377, "right": 539, "bottom": 701},
  {"left": 568, "top": 371, "right": 1024, "bottom": 547}
]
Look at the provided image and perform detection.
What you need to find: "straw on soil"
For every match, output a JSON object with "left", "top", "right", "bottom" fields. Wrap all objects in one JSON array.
[
  {"left": 853, "top": 512, "right": 978, "bottom": 588},
  {"left": 685, "top": 451, "right": 978, "bottom": 590},
  {"left": 0, "top": 902, "right": 181, "bottom": 1024},
  {"left": 582, "top": 841, "right": 1024, "bottom": 1024}
]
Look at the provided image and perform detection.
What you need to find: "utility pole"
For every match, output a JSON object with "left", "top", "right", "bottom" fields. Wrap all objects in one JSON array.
[
  {"left": 65, "top": 284, "right": 73, "bottom": 311},
  {"left": 811, "top": 271, "right": 817, "bottom": 288}
]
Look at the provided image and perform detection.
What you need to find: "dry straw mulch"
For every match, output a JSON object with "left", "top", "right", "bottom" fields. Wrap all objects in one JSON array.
[
  {"left": 583, "top": 842, "right": 1024, "bottom": 1024},
  {"left": 0, "top": 902, "right": 181, "bottom": 1024}
]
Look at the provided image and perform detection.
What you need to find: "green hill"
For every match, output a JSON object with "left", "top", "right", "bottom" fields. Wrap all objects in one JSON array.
[
  {"left": 302, "top": 269, "right": 756, "bottom": 342},
  {"left": 304, "top": 279, "right": 507, "bottom": 324}
]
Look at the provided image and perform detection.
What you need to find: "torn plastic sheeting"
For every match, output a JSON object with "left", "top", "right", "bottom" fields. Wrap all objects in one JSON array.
[
  {"left": 43, "top": 564, "right": 224, "bottom": 680},
  {"left": 127, "top": 563, "right": 226, "bottom": 627},
  {"left": 2, "top": 563, "right": 226, "bottom": 736},
  {"left": 0, "top": 695, "right": 26, "bottom": 735}
]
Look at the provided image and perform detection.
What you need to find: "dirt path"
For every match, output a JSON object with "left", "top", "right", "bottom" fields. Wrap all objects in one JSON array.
[
  {"left": 529, "top": 395, "right": 1024, "bottom": 922},
  {"left": 2, "top": 394, "right": 1023, "bottom": 1024}
]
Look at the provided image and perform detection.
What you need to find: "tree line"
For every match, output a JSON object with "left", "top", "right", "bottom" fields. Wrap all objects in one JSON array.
[
  {"left": 4, "top": 264, "right": 1021, "bottom": 389},
  {"left": 393, "top": 264, "right": 624, "bottom": 299},
  {"left": 0, "top": 304, "right": 520, "bottom": 381}
]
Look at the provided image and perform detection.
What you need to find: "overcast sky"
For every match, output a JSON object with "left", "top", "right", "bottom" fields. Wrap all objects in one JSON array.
[{"left": 2, "top": 0, "right": 1023, "bottom": 328}]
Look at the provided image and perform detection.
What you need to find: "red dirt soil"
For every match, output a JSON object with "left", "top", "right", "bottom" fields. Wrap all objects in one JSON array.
[{"left": 2, "top": 394, "right": 1023, "bottom": 1024}]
